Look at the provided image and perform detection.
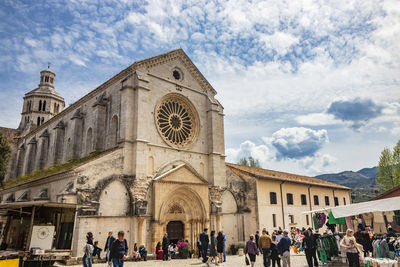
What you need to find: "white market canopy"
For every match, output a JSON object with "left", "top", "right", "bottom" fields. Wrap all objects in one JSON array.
[{"left": 302, "top": 196, "right": 400, "bottom": 218}]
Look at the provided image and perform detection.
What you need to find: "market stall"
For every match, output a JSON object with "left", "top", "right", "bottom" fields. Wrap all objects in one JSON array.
[{"left": 302, "top": 196, "right": 400, "bottom": 265}]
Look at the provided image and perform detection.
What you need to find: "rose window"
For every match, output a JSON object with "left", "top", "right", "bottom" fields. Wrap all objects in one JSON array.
[{"left": 155, "top": 94, "right": 199, "bottom": 147}]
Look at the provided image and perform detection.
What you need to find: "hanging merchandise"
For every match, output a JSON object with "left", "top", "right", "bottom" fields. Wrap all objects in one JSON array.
[
  {"left": 316, "top": 234, "right": 340, "bottom": 263},
  {"left": 328, "top": 211, "right": 346, "bottom": 225},
  {"left": 313, "top": 213, "right": 327, "bottom": 230}
]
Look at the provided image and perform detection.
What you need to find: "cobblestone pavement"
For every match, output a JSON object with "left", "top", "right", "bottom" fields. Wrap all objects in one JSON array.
[{"left": 63, "top": 253, "right": 309, "bottom": 267}]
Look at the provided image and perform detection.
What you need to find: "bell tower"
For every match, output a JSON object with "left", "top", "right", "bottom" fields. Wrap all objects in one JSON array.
[{"left": 18, "top": 67, "right": 65, "bottom": 134}]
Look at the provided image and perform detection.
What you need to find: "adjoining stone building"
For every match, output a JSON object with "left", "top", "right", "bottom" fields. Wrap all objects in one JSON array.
[{"left": 0, "top": 49, "right": 350, "bottom": 256}]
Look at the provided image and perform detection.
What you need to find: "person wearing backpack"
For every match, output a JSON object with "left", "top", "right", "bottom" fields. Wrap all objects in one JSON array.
[
  {"left": 83, "top": 232, "right": 94, "bottom": 267},
  {"left": 110, "top": 231, "right": 129, "bottom": 267}
]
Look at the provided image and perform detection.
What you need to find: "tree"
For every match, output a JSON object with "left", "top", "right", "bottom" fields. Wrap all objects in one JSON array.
[
  {"left": 0, "top": 132, "right": 11, "bottom": 184},
  {"left": 377, "top": 141, "right": 400, "bottom": 192},
  {"left": 238, "top": 156, "right": 261, "bottom": 168}
]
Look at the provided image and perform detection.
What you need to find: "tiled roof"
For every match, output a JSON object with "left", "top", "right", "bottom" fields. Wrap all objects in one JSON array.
[
  {"left": 226, "top": 163, "right": 350, "bottom": 190},
  {"left": 0, "top": 127, "right": 17, "bottom": 142}
]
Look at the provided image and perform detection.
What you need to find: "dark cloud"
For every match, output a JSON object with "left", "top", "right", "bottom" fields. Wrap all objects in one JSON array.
[
  {"left": 327, "top": 98, "right": 383, "bottom": 124},
  {"left": 269, "top": 127, "right": 328, "bottom": 160}
]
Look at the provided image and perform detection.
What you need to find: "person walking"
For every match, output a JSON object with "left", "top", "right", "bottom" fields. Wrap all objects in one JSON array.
[
  {"left": 109, "top": 231, "right": 128, "bottom": 267},
  {"left": 340, "top": 229, "right": 362, "bottom": 267},
  {"left": 200, "top": 228, "right": 209, "bottom": 263},
  {"left": 259, "top": 228, "right": 272, "bottom": 267},
  {"left": 206, "top": 230, "right": 218, "bottom": 266},
  {"left": 277, "top": 230, "right": 291, "bottom": 267},
  {"left": 216, "top": 231, "right": 224, "bottom": 263},
  {"left": 83, "top": 232, "right": 94, "bottom": 267},
  {"left": 222, "top": 231, "right": 226, "bottom": 262},
  {"left": 255, "top": 231, "right": 260, "bottom": 250},
  {"left": 245, "top": 234, "right": 259, "bottom": 267},
  {"left": 303, "top": 228, "right": 318, "bottom": 267},
  {"left": 197, "top": 236, "right": 202, "bottom": 259},
  {"left": 162, "top": 233, "right": 169, "bottom": 261},
  {"left": 104, "top": 231, "right": 115, "bottom": 266},
  {"left": 271, "top": 236, "right": 281, "bottom": 267}
]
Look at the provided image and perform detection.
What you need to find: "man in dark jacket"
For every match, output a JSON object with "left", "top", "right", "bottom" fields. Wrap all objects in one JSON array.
[
  {"left": 302, "top": 229, "right": 318, "bottom": 267},
  {"left": 162, "top": 233, "right": 169, "bottom": 261},
  {"left": 200, "top": 228, "right": 209, "bottom": 263},
  {"left": 109, "top": 231, "right": 128, "bottom": 267},
  {"left": 104, "top": 231, "right": 116, "bottom": 264},
  {"left": 277, "top": 230, "right": 291, "bottom": 267}
]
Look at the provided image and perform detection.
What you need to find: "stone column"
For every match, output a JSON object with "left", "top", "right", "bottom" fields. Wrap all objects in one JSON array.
[
  {"left": 216, "top": 214, "right": 221, "bottom": 232},
  {"left": 137, "top": 217, "right": 145, "bottom": 245},
  {"left": 35, "top": 130, "right": 49, "bottom": 170},
  {"left": 70, "top": 109, "right": 84, "bottom": 159},
  {"left": 52, "top": 121, "right": 64, "bottom": 165},
  {"left": 92, "top": 93, "right": 107, "bottom": 151},
  {"left": 120, "top": 76, "right": 136, "bottom": 175},
  {"left": 24, "top": 137, "right": 37, "bottom": 175},
  {"left": 15, "top": 144, "right": 26, "bottom": 178}
]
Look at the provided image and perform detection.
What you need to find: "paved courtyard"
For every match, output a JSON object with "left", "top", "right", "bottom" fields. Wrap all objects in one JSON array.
[{"left": 63, "top": 253, "right": 309, "bottom": 267}]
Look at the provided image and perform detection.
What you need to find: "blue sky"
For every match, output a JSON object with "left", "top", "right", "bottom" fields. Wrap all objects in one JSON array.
[{"left": 0, "top": 0, "right": 399, "bottom": 176}]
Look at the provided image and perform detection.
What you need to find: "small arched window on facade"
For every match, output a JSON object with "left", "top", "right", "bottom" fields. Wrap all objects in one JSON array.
[
  {"left": 41, "top": 117, "right": 44, "bottom": 124},
  {"left": 39, "top": 100, "right": 42, "bottom": 111},
  {"left": 43, "top": 100, "right": 46, "bottom": 111},
  {"left": 37, "top": 117, "right": 40, "bottom": 126}
]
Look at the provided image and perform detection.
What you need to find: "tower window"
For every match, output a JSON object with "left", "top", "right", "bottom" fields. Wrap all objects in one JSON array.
[
  {"left": 43, "top": 100, "right": 46, "bottom": 111},
  {"left": 334, "top": 197, "right": 339, "bottom": 206},
  {"left": 301, "top": 194, "right": 307, "bottom": 205},
  {"left": 50, "top": 77, "right": 53, "bottom": 84},
  {"left": 45, "top": 76, "right": 49, "bottom": 82},
  {"left": 270, "top": 192, "right": 277, "bottom": 204},
  {"left": 39, "top": 100, "right": 42, "bottom": 111},
  {"left": 37, "top": 117, "right": 40, "bottom": 126},
  {"left": 313, "top": 195, "right": 319, "bottom": 205},
  {"left": 41, "top": 76, "right": 44, "bottom": 82},
  {"left": 272, "top": 214, "right": 276, "bottom": 228},
  {"left": 286, "top": 193, "right": 293, "bottom": 205},
  {"left": 41, "top": 117, "right": 44, "bottom": 124},
  {"left": 325, "top": 196, "right": 330, "bottom": 206}
]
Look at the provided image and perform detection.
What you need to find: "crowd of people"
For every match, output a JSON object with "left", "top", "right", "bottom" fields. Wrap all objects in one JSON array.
[
  {"left": 82, "top": 230, "right": 146, "bottom": 267},
  {"left": 80, "top": 225, "right": 398, "bottom": 267}
]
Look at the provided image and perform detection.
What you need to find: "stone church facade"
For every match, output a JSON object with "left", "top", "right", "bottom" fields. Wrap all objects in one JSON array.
[{"left": 0, "top": 49, "right": 350, "bottom": 256}]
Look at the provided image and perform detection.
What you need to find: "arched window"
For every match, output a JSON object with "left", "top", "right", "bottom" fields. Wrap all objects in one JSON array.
[
  {"left": 39, "top": 100, "right": 42, "bottom": 111},
  {"left": 45, "top": 76, "right": 49, "bottom": 82},
  {"left": 41, "top": 117, "right": 44, "bottom": 124},
  {"left": 54, "top": 103, "right": 57, "bottom": 113},
  {"left": 37, "top": 117, "right": 40, "bottom": 125},
  {"left": 43, "top": 100, "right": 46, "bottom": 111},
  {"left": 86, "top": 128, "right": 93, "bottom": 154}
]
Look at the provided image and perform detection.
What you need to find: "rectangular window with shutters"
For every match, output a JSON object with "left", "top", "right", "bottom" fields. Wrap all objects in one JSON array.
[
  {"left": 325, "top": 196, "right": 330, "bottom": 206},
  {"left": 287, "top": 193, "right": 293, "bottom": 205},
  {"left": 306, "top": 214, "right": 309, "bottom": 225},
  {"left": 334, "top": 197, "right": 339, "bottom": 206},
  {"left": 301, "top": 194, "right": 307, "bottom": 205},
  {"left": 343, "top": 197, "right": 346, "bottom": 205},
  {"left": 270, "top": 192, "right": 277, "bottom": 204},
  {"left": 273, "top": 214, "right": 276, "bottom": 227},
  {"left": 314, "top": 195, "right": 319, "bottom": 205}
]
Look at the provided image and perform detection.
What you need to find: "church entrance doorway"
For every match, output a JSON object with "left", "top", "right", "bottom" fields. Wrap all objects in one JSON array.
[{"left": 167, "top": 221, "right": 184, "bottom": 244}]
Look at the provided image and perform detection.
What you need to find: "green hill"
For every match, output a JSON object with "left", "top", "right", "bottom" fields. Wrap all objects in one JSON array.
[{"left": 316, "top": 167, "right": 377, "bottom": 203}]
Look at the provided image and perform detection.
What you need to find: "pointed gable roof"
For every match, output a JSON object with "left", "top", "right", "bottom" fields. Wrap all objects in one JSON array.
[
  {"left": 154, "top": 163, "right": 208, "bottom": 184},
  {"left": 132, "top": 49, "right": 217, "bottom": 96}
]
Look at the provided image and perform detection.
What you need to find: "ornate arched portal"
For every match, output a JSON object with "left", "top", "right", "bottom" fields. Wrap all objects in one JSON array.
[{"left": 152, "top": 184, "right": 209, "bottom": 252}]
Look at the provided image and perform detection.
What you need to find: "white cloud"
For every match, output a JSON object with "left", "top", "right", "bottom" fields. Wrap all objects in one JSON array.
[{"left": 296, "top": 113, "right": 341, "bottom": 126}]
